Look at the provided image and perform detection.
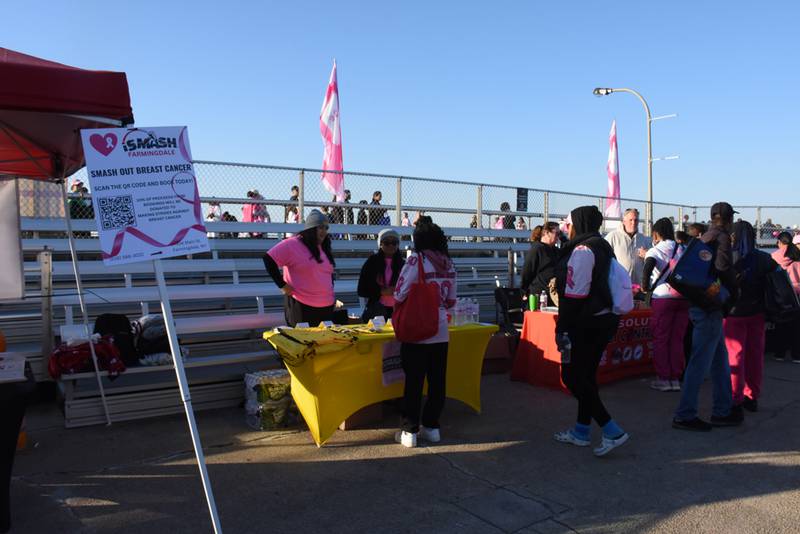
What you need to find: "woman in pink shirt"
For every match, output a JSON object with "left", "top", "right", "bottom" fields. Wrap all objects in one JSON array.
[
  {"left": 393, "top": 218, "right": 457, "bottom": 448},
  {"left": 263, "top": 210, "right": 336, "bottom": 326},
  {"left": 357, "top": 229, "right": 405, "bottom": 322},
  {"left": 771, "top": 232, "right": 800, "bottom": 363}
]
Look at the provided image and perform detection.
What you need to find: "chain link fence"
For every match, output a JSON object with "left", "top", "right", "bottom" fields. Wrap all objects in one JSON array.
[{"left": 18, "top": 161, "right": 800, "bottom": 242}]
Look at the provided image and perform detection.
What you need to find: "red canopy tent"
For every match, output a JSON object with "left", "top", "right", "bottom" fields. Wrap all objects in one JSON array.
[
  {"left": 0, "top": 50, "right": 222, "bottom": 532},
  {"left": 0, "top": 47, "right": 134, "bottom": 427},
  {"left": 0, "top": 47, "right": 133, "bottom": 179}
]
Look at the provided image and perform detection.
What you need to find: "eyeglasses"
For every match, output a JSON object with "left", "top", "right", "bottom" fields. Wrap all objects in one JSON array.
[{"left": 381, "top": 240, "right": 399, "bottom": 246}]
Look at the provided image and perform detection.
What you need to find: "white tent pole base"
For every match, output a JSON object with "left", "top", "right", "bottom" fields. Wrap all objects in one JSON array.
[
  {"left": 60, "top": 183, "right": 112, "bottom": 425},
  {"left": 154, "top": 259, "right": 222, "bottom": 534}
]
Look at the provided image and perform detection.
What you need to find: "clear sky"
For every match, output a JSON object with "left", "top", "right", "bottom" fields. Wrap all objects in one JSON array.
[{"left": 5, "top": 1, "right": 799, "bottom": 207}]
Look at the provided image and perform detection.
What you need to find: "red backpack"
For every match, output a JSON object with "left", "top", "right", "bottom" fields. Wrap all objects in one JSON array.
[{"left": 392, "top": 253, "right": 441, "bottom": 343}]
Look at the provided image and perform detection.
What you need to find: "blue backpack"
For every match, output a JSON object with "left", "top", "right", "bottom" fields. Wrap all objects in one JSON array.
[{"left": 667, "top": 237, "right": 730, "bottom": 308}]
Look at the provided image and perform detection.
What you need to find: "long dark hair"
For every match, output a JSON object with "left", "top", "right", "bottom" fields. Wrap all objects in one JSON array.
[
  {"left": 413, "top": 219, "right": 450, "bottom": 258},
  {"left": 652, "top": 218, "right": 675, "bottom": 241},
  {"left": 298, "top": 227, "right": 335, "bottom": 266},
  {"left": 777, "top": 231, "right": 800, "bottom": 262}
]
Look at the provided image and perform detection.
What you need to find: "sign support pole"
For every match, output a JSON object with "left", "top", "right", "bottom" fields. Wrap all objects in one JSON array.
[
  {"left": 153, "top": 259, "right": 222, "bottom": 534},
  {"left": 60, "top": 183, "right": 112, "bottom": 425}
]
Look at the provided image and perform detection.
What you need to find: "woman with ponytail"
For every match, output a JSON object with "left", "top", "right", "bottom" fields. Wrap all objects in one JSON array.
[{"left": 771, "top": 232, "right": 800, "bottom": 363}]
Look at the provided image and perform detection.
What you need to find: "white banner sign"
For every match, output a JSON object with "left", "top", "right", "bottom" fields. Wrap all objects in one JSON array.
[
  {"left": 0, "top": 178, "right": 24, "bottom": 300},
  {"left": 80, "top": 126, "right": 209, "bottom": 265}
]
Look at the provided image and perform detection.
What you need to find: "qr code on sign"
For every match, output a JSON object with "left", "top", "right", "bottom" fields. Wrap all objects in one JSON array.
[{"left": 98, "top": 195, "right": 137, "bottom": 230}]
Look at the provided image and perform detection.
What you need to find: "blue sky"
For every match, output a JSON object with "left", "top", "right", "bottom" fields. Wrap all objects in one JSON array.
[{"left": 5, "top": 1, "right": 799, "bottom": 206}]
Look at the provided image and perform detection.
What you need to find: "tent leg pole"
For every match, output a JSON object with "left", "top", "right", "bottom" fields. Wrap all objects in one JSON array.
[
  {"left": 154, "top": 259, "right": 222, "bottom": 533},
  {"left": 60, "top": 184, "right": 112, "bottom": 426}
]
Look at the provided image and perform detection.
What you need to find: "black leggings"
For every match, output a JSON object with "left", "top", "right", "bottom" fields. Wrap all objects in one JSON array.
[
  {"left": 561, "top": 314, "right": 619, "bottom": 427},
  {"left": 283, "top": 296, "right": 334, "bottom": 327},
  {"left": 1, "top": 385, "right": 27, "bottom": 532},
  {"left": 400, "top": 342, "right": 448, "bottom": 433}
]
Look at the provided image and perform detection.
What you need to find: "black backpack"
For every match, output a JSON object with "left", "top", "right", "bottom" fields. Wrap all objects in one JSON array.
[
  {"left": 93, "top": 313, "right": 139, "bottom": 365},
  {"left": 764, "top": 268, "right": 800, "bottom": 323}
]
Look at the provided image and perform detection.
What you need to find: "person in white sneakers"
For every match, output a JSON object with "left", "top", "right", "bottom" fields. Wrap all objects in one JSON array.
[
  {"left": 393, "top": 217, "right": 457, "bottom": 448},
  {"left": 641, "top": 218, "right": 688, "bottom": 392},
  {"left": 553, "top": 206, "right": 630, "bottom": 457}
]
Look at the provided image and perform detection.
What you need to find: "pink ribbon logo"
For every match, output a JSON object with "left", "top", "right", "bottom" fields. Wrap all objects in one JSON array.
[{"left": 89, "top": 133, "right": 118, "bottom": 156}]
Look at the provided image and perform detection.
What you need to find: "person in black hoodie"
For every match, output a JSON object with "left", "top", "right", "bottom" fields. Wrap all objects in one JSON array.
[
  {"left": 553, "top": 205, "right": 629, "bottom": 457},
  {"left": 723, "top": 221, "right": 777, "bottom": 413},
  {"left": 358, "top": 229, "right": 405, "bottom": 321},
  {"left": 521, "top": 222, "right": 560, "bottom": 299}
]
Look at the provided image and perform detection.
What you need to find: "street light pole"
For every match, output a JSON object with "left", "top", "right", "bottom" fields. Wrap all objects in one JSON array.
[{"left": 593, "top": 87, "right": 653, "bottom": 234}]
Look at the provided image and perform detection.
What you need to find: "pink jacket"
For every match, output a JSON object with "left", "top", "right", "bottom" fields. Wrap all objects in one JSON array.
[{"left": 772, "top": 250, "right": 800, "bottom": 295}]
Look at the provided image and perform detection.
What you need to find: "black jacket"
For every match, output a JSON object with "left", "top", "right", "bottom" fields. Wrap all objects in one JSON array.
[
  {"left": 700, "top": 225, "right": 740, "bottom": 309},
  {"left": 357, "top": 252, "right": 405, "bottom": 306},
  {"left": 521, "top": 242, "right": 558, "bottom": 296},
  {"left": 554, "top": 206, "right": 614, "bottom": 334},
  {"left": 369, "top": 201, "right": 387, "bottom": 225},
  {"left": 729, "top": 250, "right": 778, "bottom": 317}
]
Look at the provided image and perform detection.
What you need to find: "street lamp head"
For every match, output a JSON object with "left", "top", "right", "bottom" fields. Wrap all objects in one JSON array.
[{"left": 593, "top": 87, "right": 613, "bottom": 97}]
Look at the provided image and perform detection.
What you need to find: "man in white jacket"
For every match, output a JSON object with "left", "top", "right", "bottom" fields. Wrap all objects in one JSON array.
[{"left": 605, "top": 208, "right": 652, "bottom": 284}]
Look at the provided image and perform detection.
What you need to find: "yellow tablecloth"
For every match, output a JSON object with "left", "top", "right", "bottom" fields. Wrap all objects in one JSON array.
[{"left": 264, "top": 323, "right": 498, "bottom": 446}]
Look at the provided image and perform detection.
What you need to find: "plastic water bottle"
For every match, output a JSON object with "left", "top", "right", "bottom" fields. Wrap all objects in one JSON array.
[
  {"left": 557, "top": 333, "right": 572, "bottom": 364},
  {"left": 539, "top": 290, "right": 548, "bottom": 310}
]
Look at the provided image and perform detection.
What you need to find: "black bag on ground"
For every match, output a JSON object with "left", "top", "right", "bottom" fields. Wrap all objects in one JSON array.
[
  {"left": 93, "top": 313, "right": 138, "bottom": 365},
  {"left": 764, "top": 269, "right": 800, "bottom": 323}
]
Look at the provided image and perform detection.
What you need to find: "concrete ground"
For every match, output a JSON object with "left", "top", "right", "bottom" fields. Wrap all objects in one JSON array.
[{"left": 8, "top": 359, "right": 800, "bottom": 534}]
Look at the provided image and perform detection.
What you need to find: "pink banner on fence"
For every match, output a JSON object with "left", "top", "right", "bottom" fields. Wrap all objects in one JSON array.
[{"left": 320, "top": 60, "right": 345, "bottom": 201}]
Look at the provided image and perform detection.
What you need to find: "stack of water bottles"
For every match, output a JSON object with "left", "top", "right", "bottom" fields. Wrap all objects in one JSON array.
[{"left": 451, "top": 298, "right": 481, "bottom": 326}]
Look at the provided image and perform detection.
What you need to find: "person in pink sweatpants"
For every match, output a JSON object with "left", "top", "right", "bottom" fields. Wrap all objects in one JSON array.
[
  {"left": 724, "top": 315, "right": 765, "bottom": 406},
  {"left": 723, "top": 221, "right": 778, "bottom": 412},
  {"left": 641, "top": 218, "right": 688, "bottom": 392}
]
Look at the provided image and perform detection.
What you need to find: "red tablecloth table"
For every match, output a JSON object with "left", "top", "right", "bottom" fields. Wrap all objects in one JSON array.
[{"left": 510, "top": 309, "right": 654, "bottom": 393}]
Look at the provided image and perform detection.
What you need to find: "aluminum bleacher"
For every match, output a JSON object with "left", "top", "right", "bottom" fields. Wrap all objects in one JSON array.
[{"left": 7, "top": 216, "right": 527, "bottom": 427}]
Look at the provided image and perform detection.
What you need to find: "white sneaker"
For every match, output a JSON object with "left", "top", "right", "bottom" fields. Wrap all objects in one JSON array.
[
  {"left": 554, "top": 430, "right": 590, "bottom": 447},
  {"left": 650, "top": 379, "right": 671, "bottom": 392},
  {"left": 593, "top": 433, "right": 630, "bottom": 457},
  {"left": 419, "top": 426, "right": 441, "bottom": 443},
  {"left": 394, "top": 430, "right": 417, "bottom": 448},
  {"left": 670, "top": 380, "right": 681, "bottom": 392}
]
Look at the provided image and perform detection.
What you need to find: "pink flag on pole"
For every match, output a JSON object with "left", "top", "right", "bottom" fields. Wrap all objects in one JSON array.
[
  {"left": 605, "top": 120, "right": 621, "bottom": 219},
  {"left": 320, "top": 60, "right": 344, "bottom": 201}
]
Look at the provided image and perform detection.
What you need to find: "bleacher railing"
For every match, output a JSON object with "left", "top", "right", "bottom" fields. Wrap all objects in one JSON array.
[{"left": 18, "top": 160, "right": 800, "bottom": 242}]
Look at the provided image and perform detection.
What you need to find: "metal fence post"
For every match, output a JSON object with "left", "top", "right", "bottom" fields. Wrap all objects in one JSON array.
[
  {"left": 756, "top": 207, "right": 762, "bottom": 239},
  {"left": 507, "top": 248, "right": 515, "bottom": 288},
  {"left": 678, "top": 207, "right": 684, "bottom": 231},
  {"left": 598, "top": 198, "right": 606, "bottom": 233},
  {"left": 543, "top": 191, "right": 550, "bottom": 224},
  {"left": 39, "top": 248, "right": 53, "bottom": 376},
  {"left": 396, "top": 177, "right": 402, "bottom": 226},
  {"left": 477, "top": 185, "right": 483, "bottom": 228},
  {"left": 692, "top": 206, "right": 697, "bottom": 223},
  {"left": 298, "top": 169, "right": 305, "bottom": 223},
  {"left": 476, "top": 185, "right": 484, "bottom": 243}
]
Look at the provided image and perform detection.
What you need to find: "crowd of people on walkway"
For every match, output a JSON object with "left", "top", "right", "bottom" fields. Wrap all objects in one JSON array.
[{"left": 520, "top": 202, "right": 800, "bottom": 456}]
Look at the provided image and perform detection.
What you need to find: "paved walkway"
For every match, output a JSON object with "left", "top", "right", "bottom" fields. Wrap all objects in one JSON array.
[{"left": 9, "top": 359, "right": 800, "bottom": 533}]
